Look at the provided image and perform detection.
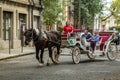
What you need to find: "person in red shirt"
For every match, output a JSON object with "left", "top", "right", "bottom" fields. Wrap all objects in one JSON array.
[{"left": 63, "top": 21, "right": 74, "bottom": 35}]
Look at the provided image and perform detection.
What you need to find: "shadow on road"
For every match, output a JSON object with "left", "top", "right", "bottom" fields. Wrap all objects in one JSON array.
[
  {"left": 80, "top": 59, "right": 108, "bottom": 63},
  {"left": 34, "top": 58, "right": 112, "bottom": 68}
]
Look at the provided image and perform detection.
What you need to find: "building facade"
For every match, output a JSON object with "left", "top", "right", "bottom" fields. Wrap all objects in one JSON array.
[{"left": 0, "top": 0, "right": 42, "bottom": 50}]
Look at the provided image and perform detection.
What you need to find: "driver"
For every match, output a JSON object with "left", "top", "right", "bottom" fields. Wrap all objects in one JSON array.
[{"left": 63, "top": 20, "right": 74, "bottom": 37}]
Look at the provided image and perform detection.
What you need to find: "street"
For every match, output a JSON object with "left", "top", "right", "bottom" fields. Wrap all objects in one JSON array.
[
  {"left": 0, "top": 0, "right": 120, "bottom": 80},
  {"left": 0, "top": 53, "right": 120, "bottom": 80}
]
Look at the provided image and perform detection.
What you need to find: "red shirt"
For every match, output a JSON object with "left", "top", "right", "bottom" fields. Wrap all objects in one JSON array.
[{"left": 63, "top": 26, "right": 73, "bottom": 34}]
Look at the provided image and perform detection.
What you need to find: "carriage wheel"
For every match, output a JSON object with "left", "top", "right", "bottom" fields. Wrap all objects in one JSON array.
[
  {"left": 51, "top": 47, "right": 60, "bottom": 64},
  {"left": 107, "top": 42, "right": 118, "bottom": 61},
  {"left": 72, "top": 46, "right": 81, "bottom": 64},
  {"left": 87, "top": 48, "right": 96, "bottom": 60}
]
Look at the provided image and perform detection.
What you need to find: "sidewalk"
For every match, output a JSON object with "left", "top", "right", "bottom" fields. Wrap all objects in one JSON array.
[{"left": 0, "top": 47, "right": 35, "bottom": 61}]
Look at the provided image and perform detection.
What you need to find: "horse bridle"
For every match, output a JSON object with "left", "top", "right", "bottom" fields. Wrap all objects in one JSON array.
[
  {"left": 31, "top": 29, "right": 39, "bottom": 41},
  {"left": 29, "top": 27, "right": 47, "bottom": 44}
]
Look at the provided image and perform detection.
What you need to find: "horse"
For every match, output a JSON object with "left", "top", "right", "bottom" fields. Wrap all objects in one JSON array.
[{"left": 24, "top": 28, "right": 61, "bottom": 66}]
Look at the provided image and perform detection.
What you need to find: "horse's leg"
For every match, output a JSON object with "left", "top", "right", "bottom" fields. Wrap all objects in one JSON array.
[
  {"left": 47, "top": 47, "right": 52, "bottom": 66},
  {"left": 35, "top": 47, "right": 44, "bottom": 67},
  {"left": 56, "top": 46, "right": 60, "bottom": 63},
  {"left": 36, "top": 49, "right": 44, "bottom": 67},
  {"left": 35, "top": 48, "right": 39, "bottom": 62},
  {"left": 40, "top": 49, "right": 44, "bottom": 64},
  {"left": 57, "top": 45, "right": 61, "bottom": 55}
]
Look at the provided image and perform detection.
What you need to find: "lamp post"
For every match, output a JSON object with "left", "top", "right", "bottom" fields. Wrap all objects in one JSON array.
[
  {"left": 9, "top": 22, "right": 11, "bottom": 54},
  {"left": 21, "top": 24, "right": 25, "bottom": 53}
]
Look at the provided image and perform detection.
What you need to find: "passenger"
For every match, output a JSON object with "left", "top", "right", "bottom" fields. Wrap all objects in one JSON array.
[
  {"left": 63, "top": 20, "right": 74, "bottom": 37},
  {"left": 90, "top": 30, "right": 100, "bottom": 50},
  {"left": 82, "top": 29, "right": 92, "bottom": 42}
]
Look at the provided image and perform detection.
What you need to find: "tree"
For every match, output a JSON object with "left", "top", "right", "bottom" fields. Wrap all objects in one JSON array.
[
  {"left": 73, "top": 0, "right": 103, "bottom": 28},
  {"left": 102, "top": 0, "right": 120, "bottom": 21},
  {"left": 42, "top": 0, "right": 63, "bottom": 30},
  {"left": 111, "top": 0, "right": 120, "bottom": 25}
]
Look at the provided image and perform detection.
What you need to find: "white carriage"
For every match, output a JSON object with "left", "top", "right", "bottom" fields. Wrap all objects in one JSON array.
[
  {"left": 80, "top": 31, "right": 118, "bottom": 60},
  {"left": 52, "top": 29, "right": 119, "bottom": 64}
]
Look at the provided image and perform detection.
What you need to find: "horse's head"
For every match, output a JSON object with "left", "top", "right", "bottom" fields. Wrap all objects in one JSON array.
[
  {"left": 24, "top": 29, "right": 33, "bottom": 45},
  {"left": 24, "top": 28, "right": 40, "bottom": 45}
]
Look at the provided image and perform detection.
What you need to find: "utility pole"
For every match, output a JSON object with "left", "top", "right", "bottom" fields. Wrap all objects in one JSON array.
[{"left": 9, "top": 26, "right": 11, "bottom": 54}]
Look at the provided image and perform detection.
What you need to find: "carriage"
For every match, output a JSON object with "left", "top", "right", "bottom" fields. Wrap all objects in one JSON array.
[
  {"left": 24, "top": 28, "right": 119, "bottom": 66},
  {"left": 80, "top": 31, "right": 118, "bottom": 61},
  {"left": 52, "top": 29, "right": 119, "bottom": 64}
]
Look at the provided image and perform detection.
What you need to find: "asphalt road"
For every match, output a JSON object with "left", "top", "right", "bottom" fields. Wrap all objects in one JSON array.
[{"left": 0, "top": 53, "right": 120, "bottom": 80}]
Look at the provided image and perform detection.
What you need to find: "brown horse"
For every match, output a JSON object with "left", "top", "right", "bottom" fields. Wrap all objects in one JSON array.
[{"left": 24, "top": 28, "right": 61, "bottom": 66}]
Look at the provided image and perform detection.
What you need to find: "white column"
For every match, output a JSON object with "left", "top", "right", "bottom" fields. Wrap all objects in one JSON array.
[
  {"left": 96, "top": 18, "right": 99, "bottom": 30},
  {"left": 65, "top": 0, "right": 68, "bottom": 21},
  {"left": 99, "top": 19, "right": 102, "bottom": 31},
  {"left": 110, "top": 16, "right": 114, "bottom": 27},
  {"left": 106, "top": 20, "right": 109, "bottom": 30},
  {"left": 54, "top": 22, "right": 57, "bottom": 31},
  {"left": 94, "top": 16, "right": 97, "bottom": 30},
  {"left": 94, "top": 14, "right": 99, "bottom": 31},
  {"left": 94, "top": 17, "right": 96, "bottom": 30}
]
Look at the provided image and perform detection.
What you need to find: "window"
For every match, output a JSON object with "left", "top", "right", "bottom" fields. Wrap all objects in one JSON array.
[
  {"left": 33, "top": 16, "right": 39, "bottom": 28},
  {"left": 3, "top": 12, "right": 12, "bottom": 40},
  {"left": 19, "top": 13, "right": 26, "bottom": 40}
]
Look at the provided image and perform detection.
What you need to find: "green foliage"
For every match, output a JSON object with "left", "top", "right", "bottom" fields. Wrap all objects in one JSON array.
[
  {"left": 73, "top": 0, "right": 103, "bottom": 27},
  {"left": 111, "top": 0, "right": 120, "bottom": 25},
  {"left": 102, "top": 0, "right": 120, "bottom": 22},
  {"left": 42, "top": 0, "right": 63, "bottom": 27}
]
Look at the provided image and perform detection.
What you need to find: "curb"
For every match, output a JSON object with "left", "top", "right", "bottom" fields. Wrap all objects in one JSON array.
[{"left": 0, "top": 52, "right": 35, "bottom": 61}]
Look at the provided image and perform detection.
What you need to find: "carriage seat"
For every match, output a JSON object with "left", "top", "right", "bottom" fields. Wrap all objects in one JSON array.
[
  {"left": 81, "top": 37, "right": 91, "bottom": 47},
  {"left": 99, "top": 32, "right": 114, "bottom": 50},
  {"left": 61, "top": 34, "right": 68, "bottom": 40},
  {"left": 99, "top": 36, "right": 110, "bottom": 50},
  {"left": 73, "top": 29, "right": 81, "bottom": 32}
]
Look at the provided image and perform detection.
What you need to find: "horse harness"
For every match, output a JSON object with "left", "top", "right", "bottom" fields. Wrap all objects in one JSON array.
[{"left": 31, "top": 28, "right": 61, "bottom": 46}]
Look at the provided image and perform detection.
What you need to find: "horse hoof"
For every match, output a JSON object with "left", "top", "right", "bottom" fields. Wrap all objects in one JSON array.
[
  {"left": 56, "top": 61, "right": 60, "bottom": 64},
  {"left": 55, "top": 58, "right": 60, "bottom": 64},
  {"left": 41, "top": 61, "right": 44, "bottom": 64},
  {"left": 39, "top": 63, "right": 44, "bottom": 67},
  {"left": 46, "top": 63, "right": 50, "bottom": 66}
]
